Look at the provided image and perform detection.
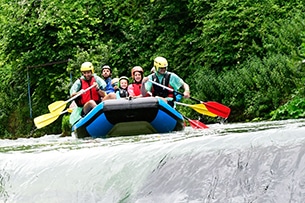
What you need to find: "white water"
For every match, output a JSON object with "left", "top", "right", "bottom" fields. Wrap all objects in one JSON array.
[{"left": 1, "top": 119, "right": 305, "bottom": 202}]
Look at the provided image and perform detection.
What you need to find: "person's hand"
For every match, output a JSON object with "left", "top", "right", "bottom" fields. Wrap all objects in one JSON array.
[
  {"left": 142, "top": 77, "right": 149, "bottom": 83},
  {"left": 93, "top": 82, "right": 99, "bottom": 91},
  {"left": 183, "top": 90, "right": 190, "bottom": 98},
  {"left": 100, "top": 91, "right": 107, "bottom": 98},
  {"left": 79, "top": 89, "right": 85, "bottom": 94}
]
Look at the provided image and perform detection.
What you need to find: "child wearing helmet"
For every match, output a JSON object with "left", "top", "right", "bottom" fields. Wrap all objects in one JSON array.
[
  {"left": 69, "top": 62, "right": 107, "bottom": 116},
  {"left": 115, "top": 76, "right": 130, "bottom": 99},
  {"left": 141, "top": 56, "right": 190, "bottom": 107},
  {"left": 127, "top": 66, "right": 144, "bottom": 97}
]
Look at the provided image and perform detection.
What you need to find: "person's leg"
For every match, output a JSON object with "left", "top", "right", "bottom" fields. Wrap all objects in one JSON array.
[
  {"left": 102, "top": 93, "right": 116, "bottom": 101},
  {"left": 83, "top": 100, "right": 97, "bottom": 114}
]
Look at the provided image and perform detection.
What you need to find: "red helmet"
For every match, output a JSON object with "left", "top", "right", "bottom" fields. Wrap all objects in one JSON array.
[{"left": 131, "top": 66, "right": 144, "bottom": 78}]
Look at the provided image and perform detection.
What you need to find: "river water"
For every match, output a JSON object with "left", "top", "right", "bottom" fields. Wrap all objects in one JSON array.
[{"left": 1, "top": 119, "right": 305, "bottom": 203}]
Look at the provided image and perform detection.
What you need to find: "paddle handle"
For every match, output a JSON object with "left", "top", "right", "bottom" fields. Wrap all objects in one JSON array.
[
  {"left": 175, "top": 101, "right": 190, "bottom": 107},
  {"left": 148, "top": 80, "right": 200, "bottom": 103}
]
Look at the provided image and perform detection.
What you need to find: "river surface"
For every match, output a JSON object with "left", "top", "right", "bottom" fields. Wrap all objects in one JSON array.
[{"left": 1, "top": 119, "right": 305, "bottom": 203}]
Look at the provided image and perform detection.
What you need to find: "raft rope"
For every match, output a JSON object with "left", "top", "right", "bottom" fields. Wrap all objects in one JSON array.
[{"left": 27, "top": 68, "right": 33, "bottom": 118}]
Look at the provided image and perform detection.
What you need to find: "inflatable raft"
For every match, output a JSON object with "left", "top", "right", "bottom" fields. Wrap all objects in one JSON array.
[{"left": 71, "top": 97, "right": 185, "bottom": 138}]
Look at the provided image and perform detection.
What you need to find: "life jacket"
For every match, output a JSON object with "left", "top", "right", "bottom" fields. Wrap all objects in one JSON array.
[
  {"left": 75, "top": 77, "right": 101, "bottom": 107},
  {"left": 132, "top": 83, "right": 142, "bottom": 96},
  {"left": 151, "top": 73, "right": 175, "bottom": 100},
  {"left": 116, "top": 88, "right": 129, "bottom": 98}
]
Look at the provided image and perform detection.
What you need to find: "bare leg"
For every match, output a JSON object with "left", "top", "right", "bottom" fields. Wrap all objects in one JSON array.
[
  {"left": 83, "top": 100, "right": 97, "bottom": 114},
  {"left": 102, "top": 93, "right": 116, "bottom": 101}
]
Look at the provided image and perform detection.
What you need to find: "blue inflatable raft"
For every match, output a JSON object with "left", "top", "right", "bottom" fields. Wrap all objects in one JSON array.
[{"left": 71, "top": 97, "right": 185, "bottom": 138}]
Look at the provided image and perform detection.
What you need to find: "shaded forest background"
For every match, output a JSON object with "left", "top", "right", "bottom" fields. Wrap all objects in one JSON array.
[{"left": 1, "top": 0, "right": 305, "bottom": 138}]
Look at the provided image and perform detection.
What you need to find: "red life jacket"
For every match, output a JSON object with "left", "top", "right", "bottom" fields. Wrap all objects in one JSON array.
[
  {"left": 75, "top": 77, "right": 101, "bottom": 107},
  {"left": 151, "top": 73, "right": 175, "bottom": 99},
  {"left": 132, "top": 83, "right": 142, "bottom": 96}
]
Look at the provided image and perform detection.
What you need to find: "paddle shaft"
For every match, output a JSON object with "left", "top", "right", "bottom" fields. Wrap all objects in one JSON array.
[
  {"left": 68, "top": 83, "right": 97, "bottom": 104},
  {"left": 182, "top": 115, "right": 208, "bottom": 129}
]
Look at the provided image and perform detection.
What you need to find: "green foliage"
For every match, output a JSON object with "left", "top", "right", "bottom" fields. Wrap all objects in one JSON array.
[
  {"left": 61, "top": 115, "right": 71, "bottom": 137},
  {"left": 193, "top": 54, "right": 300, "bottom": 121},
  {"left": 189, "top": 0, "right": 305, "bottom": 72},
  {"left": 270, "top": 96, "right": 305, "bottom": 120}
]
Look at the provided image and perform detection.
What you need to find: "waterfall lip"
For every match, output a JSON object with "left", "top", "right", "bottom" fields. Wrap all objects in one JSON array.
[{"left": 1, "top": 119, "right": 305, "bottom": 203}]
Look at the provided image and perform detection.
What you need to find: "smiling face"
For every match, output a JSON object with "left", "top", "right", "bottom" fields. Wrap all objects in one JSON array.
[
  {"left": 119, "top": 79, "right": 129, "bottom": 89},
  {"left": 134, "top": 72, "right": 142, "bottom": 83}
]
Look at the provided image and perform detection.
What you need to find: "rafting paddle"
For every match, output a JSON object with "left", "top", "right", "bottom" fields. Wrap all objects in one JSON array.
[
  {"left": 148, "top": 80, "right": 231, "bottom": 118},
  {"left": 34, "top": 108, "right": 73, "bottom": 129},
  {"left": 182, "top": 115, "right": 208, "bottom": 129},
  {"left": 175, "top": 102, "right": 217, "bottom": 117},
  {"left": 48, "top": 84, "right": 96, "bottom": 113}
]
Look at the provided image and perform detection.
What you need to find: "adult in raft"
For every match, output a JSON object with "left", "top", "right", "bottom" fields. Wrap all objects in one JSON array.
[
  {"left": 100, "top": 65, "right": 116, "bottom": 100},
  {"left": 141, "top": 56, "right": 190, "bottom": 107},
  {"left": 128, "top": 66, "right": 145, "bottom": 97},
  {"left": 101, "top": 65, "right": 115, "bottom": 94},
  {"left": 70, "top": 62, "right": 107, "bottom": 116}
]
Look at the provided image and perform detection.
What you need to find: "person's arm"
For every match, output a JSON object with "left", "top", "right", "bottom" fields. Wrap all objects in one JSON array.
[
  {"left": 170, "top": 73, "right": 190, "bottom": 98},
  {"left": 141, "top": 76, "right": 153, "bottom": 97},
  {"left": 128, "top": 84, "right": 135, "bottom": 97},
  {"left": 70, "top": 79, "right": 82, "bottom": 97},
  {"left": 95, "top": 76, "right": 108, "bottom": 97},
  {"left": 182, "top": 82, "right": 190, "bottom": 98},
  {"left": 95, "top": 76, "right": 107, "bottom": 90},
  {"left": 141, "top": 77, "right": 148, "bottom": 96}
]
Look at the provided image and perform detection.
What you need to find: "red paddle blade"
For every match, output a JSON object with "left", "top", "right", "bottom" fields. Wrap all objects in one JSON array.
[
  {"left": 188, "top": 119, "right": 209, "bottom": 129},
  {"left": 203, "top": 101, "right": 231, "bottom": 119}
]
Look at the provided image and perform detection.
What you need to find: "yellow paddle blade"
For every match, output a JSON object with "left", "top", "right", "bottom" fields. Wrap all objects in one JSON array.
[
  {"left": 34, "top": 111, "right": 61, "bottom": 129},
  {"left": 189, "top": 104, "right": 218, "bottom": 117},
  {"left": 34, "top": 108, "right": 74, "bottom": 129},
  {"left": 48, "top": 101, "right": 67, "bottom": 112}
]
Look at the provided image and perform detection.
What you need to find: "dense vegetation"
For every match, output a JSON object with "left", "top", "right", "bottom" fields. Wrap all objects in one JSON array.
[{"left": 0, "top": 0, "right": 305, "bottom": 139}]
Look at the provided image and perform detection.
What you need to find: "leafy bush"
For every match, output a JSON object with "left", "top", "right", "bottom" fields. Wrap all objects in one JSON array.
[{"left": 271, "top": 96, "right": 305, "bottom": 120}]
